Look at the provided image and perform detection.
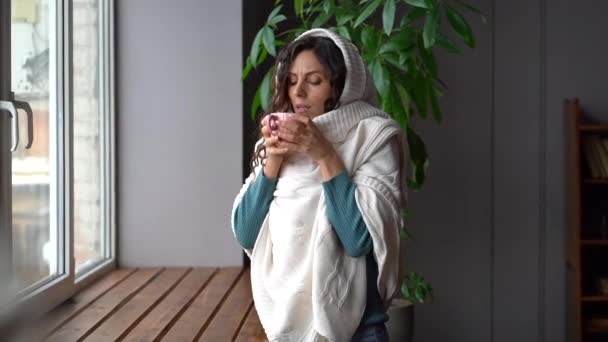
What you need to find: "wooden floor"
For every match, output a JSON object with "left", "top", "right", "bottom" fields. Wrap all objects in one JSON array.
[{"left": 10, "top": 267, "right": 268, "bottom": 342}]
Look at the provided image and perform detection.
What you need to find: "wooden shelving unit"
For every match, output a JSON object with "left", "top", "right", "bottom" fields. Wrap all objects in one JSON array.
[
  {"left": 582, "top": 240, "right": 608, "bottom": 246},
  {"left": 566, "top": 98, "right": 608, "bottom": 342},
  {"left": 582, "top": 296, "right": 608, "bottom": 303},
  {"left": 584, "top": 179, "right": 608, "bottom": 185}
]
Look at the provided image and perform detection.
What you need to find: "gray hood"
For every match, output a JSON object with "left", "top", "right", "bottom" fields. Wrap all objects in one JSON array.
[{"left": 292, "top": 28, "right": 379, "bottom": 107}]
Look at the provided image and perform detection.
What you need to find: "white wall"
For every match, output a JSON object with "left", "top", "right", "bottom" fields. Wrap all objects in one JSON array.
[{"left": 116, "top": 0, "right": 243, "bottom": 266}]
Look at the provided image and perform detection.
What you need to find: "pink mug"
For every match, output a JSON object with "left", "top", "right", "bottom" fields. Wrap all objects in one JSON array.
[{"left": 266, "top": 112, "right": 295, "bottom": 130}]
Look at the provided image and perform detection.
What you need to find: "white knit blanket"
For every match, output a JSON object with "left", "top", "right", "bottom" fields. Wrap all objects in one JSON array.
[{"left": 231, "top": 100, "right": 407, "bottom": 341}]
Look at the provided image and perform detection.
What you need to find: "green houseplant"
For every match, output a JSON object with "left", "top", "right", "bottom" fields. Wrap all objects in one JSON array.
[{"left": 242, "top": 0, "right": 484, "bottom": 305}]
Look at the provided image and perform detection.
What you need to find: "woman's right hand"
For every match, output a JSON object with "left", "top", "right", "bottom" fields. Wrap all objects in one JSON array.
[{"left": 260, "top": 118, "right": 288, "bottom": 178}]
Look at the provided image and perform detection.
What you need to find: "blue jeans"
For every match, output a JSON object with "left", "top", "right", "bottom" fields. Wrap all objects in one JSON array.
[{"left": 350, "top": 323, "right": 389, "bottom": 342}]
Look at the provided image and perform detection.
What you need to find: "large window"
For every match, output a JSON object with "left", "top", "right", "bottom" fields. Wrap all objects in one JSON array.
[
  {"left": 0, "top": 0, "right": 115, "bottom": 316},
  {"left": 72, "top": 0, "right": 112, "bottom": 275}
]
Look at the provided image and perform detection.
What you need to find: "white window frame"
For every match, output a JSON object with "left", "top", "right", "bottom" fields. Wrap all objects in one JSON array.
[{"left": 0, "top": 0, "right": 116, "bottom": 323}]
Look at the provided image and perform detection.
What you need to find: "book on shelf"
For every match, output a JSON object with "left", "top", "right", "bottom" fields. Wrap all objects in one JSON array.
[{"left": 582, "top": 135, "right": 608, "bottom": 178}]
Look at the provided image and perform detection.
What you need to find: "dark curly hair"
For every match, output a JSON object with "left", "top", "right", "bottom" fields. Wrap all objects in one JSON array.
[{"left": 249, "top": 35, "right": 347, "bottom": 174}]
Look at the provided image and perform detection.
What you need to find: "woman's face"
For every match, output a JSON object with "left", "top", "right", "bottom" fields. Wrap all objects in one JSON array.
[{"left": 288, "top": 50, "right": 333, "bottom": 118}]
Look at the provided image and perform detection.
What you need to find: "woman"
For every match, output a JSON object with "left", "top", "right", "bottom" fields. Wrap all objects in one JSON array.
[{"left": 231, "top": 28, "right": 407, "bottom": 342}]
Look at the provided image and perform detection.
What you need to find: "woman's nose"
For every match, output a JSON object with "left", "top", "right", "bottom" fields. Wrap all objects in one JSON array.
[{"left": 293, "top": 81, "right": 306, "bottom": 97}]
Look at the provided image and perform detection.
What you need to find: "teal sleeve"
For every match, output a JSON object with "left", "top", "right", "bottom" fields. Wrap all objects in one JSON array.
[
  {"left": 233, "top": 171, "right": 278, "bottom": 249},
  {"left": 322, "top": 170, "right": 373, "bottom": 257}
]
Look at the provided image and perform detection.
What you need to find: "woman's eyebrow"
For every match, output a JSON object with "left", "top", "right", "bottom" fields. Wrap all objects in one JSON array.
[{"left": 288, "top": 70, "right": 324, "bottom": 76}]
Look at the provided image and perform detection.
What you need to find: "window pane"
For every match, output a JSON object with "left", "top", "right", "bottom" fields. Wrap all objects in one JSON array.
[
  {"left": 11, "top": 0, "right": 60, "bottom": 291},
  {"left": 73, "top": 0, "right": 107, "bottom": 273}
]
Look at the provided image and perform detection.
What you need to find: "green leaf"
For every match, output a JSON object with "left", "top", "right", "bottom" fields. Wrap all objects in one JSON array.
[
  {"left": 422, "top": 9, "right": 439, "bottom": 49},
  {"left": 418, "top": 40, "right": 437, "bottom": 77},
  {"left": 401, "top": 272, "right": 434, "bottom": 303},
  {"left": 242, "top": 57, "right": 253, "bottom": 80},
  {"left": 384, "top": 53, "right": 407, "bottom": 72},
  {"left": 399, "top": 51, "right": 408, "bottom": 65},
  {"left": 295, "top": 0, "right": 305, "bottom": 17},
  {"left": 400, "top": 226, "right": 413, "bottom": 240},
  {"left": 420, "top": 158, "right": 430, "bottom": 182},
  {"left": 402, "top": 272, "right": 433, "bottom": 304},
  {"left": 269, "top": 14, "right": 287, "bottom": 27},
  {"left": 382, "top": 0, "right": 396, "bottom": 36},
  {"left": 387, "top": 85, "right": 407, "bottom": 127},
  {"left": 402, "top": 282, "right": 411, "bottom": 300},
  {"left": 404, "top": 0, "right": 430, "bottom": 9},
  {"left": 262, "top": 27, "right": 276, "bottom": 57},
  {"left": 445, "top": 4, "right": 475, "bottom": 48},
  {"left": 408, "top": 160, "right": 427, "bottom": 190},
  {"left": 436, "top": 33, "right": 461, "bottom": 53},
  {"left": 390, "top": 83, "right": 401, "bottom": 113},
  {"left": 414, "top": 288, "right": 424, "bottom": 303},
  {"left": 336, "top": 26, "right": 351, "bottom": 40},
  {"left": 429, "top": 84, "right": 442, "bottom": 124},
  {"left": 395, "top": 83, "right": 411, "bottom": 121},
  {"left": 379, "top": 30, "right": 415, "bottom": 55},
  {"left": 336, "top": 7, "right": 355, "bottom": 26},
  {"left": 267, "top": 5, "right": 283, "bottom": 23},
  {"left": 411, "top": 73, "right": 428, "bottom": 118},
  {"left": 250, "top": 29, "right": 263, "bottom": 67},
  {"left": 260, "top": 70, "right": 272, "bottom": 112},
  {"left": 380, "top": 92, "right": 392, "bottom": 113},
  {"left": 407, "top": 126, "right": 428, "bottom": 169},
  {"left": 312, "top": 11, "right": 331, "bottom": 28},
  {"left": 426, "top": 283, "right": 434, "bottom": 299},
  {"left": 370, "top": 60, "right": 390, "bottom": 97},
  {"left": 407, "top": 177, "right": 421, "bottom": 190},
  {"left": 256, "top": 47, "right": 268, "bottom": 66},
  {"left": 361, "top": 26, "right": 374, "bottom": 51},
  {"left": 251, "top": 86, "right": 262, "bottom": 120},
  {"left": 455, "top": 0, "right": 487, "bottom": 22},
  {"left": 354, "top": 0, "right": 381, "bottom": 28},
  {"left": 323, "top": 0, "right": 333, "bottom": 14},
  {"left": 403, "top": 207, "right": 410, "bottom": 220},
  {"left": 361, "top": 26, "right": 382, "bottom": 59}
]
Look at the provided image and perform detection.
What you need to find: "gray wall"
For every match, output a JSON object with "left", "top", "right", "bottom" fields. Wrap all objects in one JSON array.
[
  {"left": 116, "top": 0, "right": 244, "bottom": 267},
  {"left": 407, "top": 0, "right": 608, "bottom": 341}
]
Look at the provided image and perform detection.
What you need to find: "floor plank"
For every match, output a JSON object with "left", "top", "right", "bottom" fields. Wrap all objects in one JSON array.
[
  {"left": 10, "top": 269, "right": 136, "bottom": 342},
  {"left": 121, "top": 267, "right": 217, "bottom": 342},
  {"left": 235, "top": 302, "right": 268, "bottom": 342},
  {"left": 13, "top": 267, "right": 268, "bottom": 342},
  {"left": 161, "top": 267, "right": 242, "bottom": 341},
  {"left": 45, "top": 268, "right": 162, "bottom": 342},
  {"left": 198, "top": 268, "right": 252, "bottom": 341},
  {"left": 84, "top": 268, "right": 189, "bottom": 342}
]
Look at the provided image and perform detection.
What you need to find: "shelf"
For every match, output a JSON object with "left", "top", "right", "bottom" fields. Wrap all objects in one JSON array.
[
  {"left": 582, "top": 240, "right": 608, "bottom": 246},
  {"left": 582, "top": 296, "right": 608, "bottom": 302},
  {"left": 586, "top": 317, "right": 608, "bottom": 335},
  {"left": 584, "top": 179, "right": 608, "bottom": 184},
  {"left": 586, "top": 328, "right": 608, "bottom": 336},
  {"left": 578, "top": 124, "right": 608, "bottom": 131},
  {"left": 567, "top": 99, "right": 608, "bottom": 340}
]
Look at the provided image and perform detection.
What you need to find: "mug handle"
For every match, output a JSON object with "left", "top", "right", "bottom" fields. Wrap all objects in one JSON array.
[{"left": 268, "top": 114, "right": 278, "bottom": 130}]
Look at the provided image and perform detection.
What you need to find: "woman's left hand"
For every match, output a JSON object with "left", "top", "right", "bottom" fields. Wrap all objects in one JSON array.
[{"left": 274, "top": 115, "right": 335, "bottom": 162}]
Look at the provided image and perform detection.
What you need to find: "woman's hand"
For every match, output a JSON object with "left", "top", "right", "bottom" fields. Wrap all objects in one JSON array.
[
  {"left": 260, "top": 117, "right": 289, "bottom": 178},
  {"left": 275, "top": 115, "right": 345, "bottom": 180},
  {"left": 261, "top": 125, "right": 288, "bottom": 160},
  {"left": 274, "top": 116, "right": 333, "bottom": 161}
]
